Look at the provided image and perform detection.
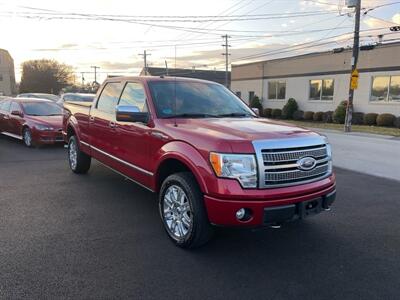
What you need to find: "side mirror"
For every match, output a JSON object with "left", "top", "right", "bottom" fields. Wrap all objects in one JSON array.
[
  {"left": 11, "top": 110, "right": 23, "bottom": 117},
  {"left": 116, "top": 105, "right": 149, "bottom": 123},
  {"left": 251, "top": 108, "right": 260, "bottom": 116}
]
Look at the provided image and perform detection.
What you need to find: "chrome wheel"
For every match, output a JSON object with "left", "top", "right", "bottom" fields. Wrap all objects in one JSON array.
[
  {"left": 69, "top": 139, "right": 78, "bottom": 170},
  {"left": 23, "top": 129, "right": 32, "bottom": 147},
  {"left": 163, "top": 185, "right": 192, "bottom": 239}
]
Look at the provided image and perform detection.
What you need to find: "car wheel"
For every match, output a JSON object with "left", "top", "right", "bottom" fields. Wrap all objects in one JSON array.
[
  {"left": 159, "top": 172, "right": 213, "bottom": 248},
  {"left": 68, "top": 135, "right": 91, "bottom": 174},
  {"left": 23, "top": 128, "right": 33, "bottom": 147}
]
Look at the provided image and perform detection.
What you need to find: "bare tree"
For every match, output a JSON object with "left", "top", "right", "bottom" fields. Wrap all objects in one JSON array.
[{"left": 19, "top": 59, "right": 75, "bottom": 94}]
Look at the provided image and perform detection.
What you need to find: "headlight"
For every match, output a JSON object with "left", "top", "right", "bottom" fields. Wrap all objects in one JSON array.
[
  {"left": 210, "top": 152, "right": 258, "bottom": 188},
  {"left": 35, "top": 124, "right": 54, "bottom": 131},
  {"left": 322, "top": 135, "right": 333, "bottom": 175}
]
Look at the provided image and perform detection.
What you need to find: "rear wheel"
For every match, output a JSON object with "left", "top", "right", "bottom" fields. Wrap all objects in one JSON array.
[
  {"left": 23, "top": 128, "right": 33, "bottom": 147},
  {"left": 68, "top": 135, "right": 91, "bottom": 174},
  {"left": 159, "top": 172, "right": 213, "bottom": 248}
]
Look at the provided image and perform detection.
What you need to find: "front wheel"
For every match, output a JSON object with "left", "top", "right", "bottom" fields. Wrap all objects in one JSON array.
[
  {"left": 23, "top": 128, "right": 33, "bottom": 147},
  {"left": 159, "top": 172, "right": 213, "bottom": 248},
  {"left": 68, "top": 135, "right": 91, "bottom": 174}
]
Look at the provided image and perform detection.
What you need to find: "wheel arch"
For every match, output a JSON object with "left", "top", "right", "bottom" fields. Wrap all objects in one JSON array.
[{"left": 154, "top": 151, "right": 210, "bottom": 194}]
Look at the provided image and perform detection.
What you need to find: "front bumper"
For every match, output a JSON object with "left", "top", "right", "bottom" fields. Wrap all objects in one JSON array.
[
  {"left": 32, "top": 130, "right": 64, "bottom": 145},
  {"left": 204, "top": 181, "right": 336, "bottom": 227}
]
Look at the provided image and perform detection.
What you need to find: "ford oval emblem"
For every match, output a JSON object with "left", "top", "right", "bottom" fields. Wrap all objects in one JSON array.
[{"left": 297, "top": 156, "right": 317, "bottom": 171}]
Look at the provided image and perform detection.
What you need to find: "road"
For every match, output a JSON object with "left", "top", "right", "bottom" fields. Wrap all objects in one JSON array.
[
  {"left": 1, "top": 135, "right": 400, "bottom": 300},
  {"left": 310, "top": 128, "right": 400, "bottom": 182}
]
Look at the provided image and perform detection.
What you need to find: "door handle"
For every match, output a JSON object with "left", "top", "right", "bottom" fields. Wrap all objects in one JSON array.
[{"left": 109, "top": 121, "right": 117, "bottom": 128}]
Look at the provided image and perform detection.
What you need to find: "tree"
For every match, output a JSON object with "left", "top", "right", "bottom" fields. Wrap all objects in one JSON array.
[{"left": 19, "top": 59, "right": 75, "bottom": 94}]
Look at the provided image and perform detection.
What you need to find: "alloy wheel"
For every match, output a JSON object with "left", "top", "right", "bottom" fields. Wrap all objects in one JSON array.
[
  {"left": 69, "top": 139, "right": 78, "bottom": 170},
  {"left": 163, "top": 185, "right": 193, "bottom": 239}
]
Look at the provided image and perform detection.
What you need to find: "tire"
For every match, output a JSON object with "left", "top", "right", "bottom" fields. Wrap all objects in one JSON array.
[
  {"left": 68, "top": 135, "right": 91, "bottom": 174},
  {"left": 159, "top": 172, "right": 213, "bottom": 248},
  {"left": 22, "top": 128, "right": 34, "bottom": 147}
]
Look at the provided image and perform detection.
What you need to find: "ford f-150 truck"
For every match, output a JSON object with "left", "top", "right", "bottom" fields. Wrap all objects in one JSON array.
[{"left": 63, "top": 76, "right": 336, "bottom": 248}]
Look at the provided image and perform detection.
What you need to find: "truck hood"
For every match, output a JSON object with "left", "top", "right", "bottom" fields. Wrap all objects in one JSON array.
[
  {"left": 161, "top": 117, "right": 321, "bottom": 153},
  {"left": 27, "top": 115, "right": 63, "bottom": 128}
]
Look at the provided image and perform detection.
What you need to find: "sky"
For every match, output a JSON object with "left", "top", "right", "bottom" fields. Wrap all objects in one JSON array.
[{"left": 0, "top": 0, "right": 399, "bottom": 83}]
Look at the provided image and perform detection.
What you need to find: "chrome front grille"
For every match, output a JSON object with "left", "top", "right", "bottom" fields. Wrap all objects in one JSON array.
[
  {"left": 253, "top": 137, "right": 332, "bottom": 188},
  {"left": 262, "top": 146, "right": 327, "bottom": 163}
]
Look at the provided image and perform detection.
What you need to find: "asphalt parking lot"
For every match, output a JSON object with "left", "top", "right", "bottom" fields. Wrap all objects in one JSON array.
[{"left": 1, "top": 135, "right": 399, "bottom": 300}]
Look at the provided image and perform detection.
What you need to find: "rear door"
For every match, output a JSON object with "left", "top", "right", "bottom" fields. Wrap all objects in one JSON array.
[
  {"left": 0, "top": 100, "right": 11, "bottom": 133},
  {"left": 89, "top": 81, "right": 123, "bottom": 166},
  {"left": 8, "top": 102, "right": 24, "bottom": 136}
]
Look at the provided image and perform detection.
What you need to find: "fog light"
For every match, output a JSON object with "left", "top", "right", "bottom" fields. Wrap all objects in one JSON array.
[{"left": 236, "top": 208, "right": 246, "bottom": 220}]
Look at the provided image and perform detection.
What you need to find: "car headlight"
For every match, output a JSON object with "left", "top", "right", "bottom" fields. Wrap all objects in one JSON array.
[
  {"left": 35, "top": 124, "right": 54, "bottom": 131},
  {"left": 210, "top": 152, "right": 258, "bottom": 188},
  {"left": 321, "top": 135, "right": 333, "bottom": 175}
]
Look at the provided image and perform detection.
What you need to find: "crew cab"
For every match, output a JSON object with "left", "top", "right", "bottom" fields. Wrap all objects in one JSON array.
[{"left": 63, "top": 76, "right": 336, "bottom": 248}]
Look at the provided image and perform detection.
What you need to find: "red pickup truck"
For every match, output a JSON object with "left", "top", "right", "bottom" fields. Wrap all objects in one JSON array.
[{"left": 63, "top": 76, "right": 336, "bottom": 248}]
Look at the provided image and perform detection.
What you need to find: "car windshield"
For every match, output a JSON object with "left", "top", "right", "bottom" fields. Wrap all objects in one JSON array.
[
  {"left": 22, "top": 102, "right": 62, "bottom": 116},
  {"left": 148, "top": 81, "right": 255, "bottom": 118},
  {"left": 64, "top": 94, "right": 95, "bottom": 102}
]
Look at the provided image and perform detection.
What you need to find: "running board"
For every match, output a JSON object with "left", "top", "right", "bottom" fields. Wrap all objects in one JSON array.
[{"left": 1, "top": 132, "right": 23, "bottom": 140}]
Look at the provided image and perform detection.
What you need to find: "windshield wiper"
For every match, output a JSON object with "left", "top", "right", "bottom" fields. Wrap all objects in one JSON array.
[
  {"left": 163, "top": 113, "right": 219, "bottom": 119},
  {"left": 46, "top": 114, "right": 62, "bottom": 116},
  {"left": 217, "top": 112, "right": 252, "bottom": 118}
]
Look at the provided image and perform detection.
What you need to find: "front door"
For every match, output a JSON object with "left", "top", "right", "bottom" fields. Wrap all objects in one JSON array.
[
  {"left": 114, "top": 81, "right": 152, "bottom": 186},
  {"left": 8, "top": 102, "right": 24, "bottom": 136}
]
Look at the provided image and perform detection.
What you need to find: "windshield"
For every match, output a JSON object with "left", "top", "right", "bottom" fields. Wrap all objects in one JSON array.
[
  {"left": 64, "top": 94, "right": 95, "bottom": 102},
  {"left": 148, "top": 81, "right": 255, "bottom": 118},
  {"left": 22, "top": 102, "right": 62, "bottom": 116}
]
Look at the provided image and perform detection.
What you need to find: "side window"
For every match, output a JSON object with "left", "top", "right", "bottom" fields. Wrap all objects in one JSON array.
[
  {"left": 118, "top": 82, "right": 148, "bottom": 112},
  {"left": 96, "top": 82, "right": 122, "bottom": 114},
  {"left": 10, "top": 102, "right": 21, "bottom": 112},
  {"left": 0, "top": 100, "right": 11, "bottom": 112}
]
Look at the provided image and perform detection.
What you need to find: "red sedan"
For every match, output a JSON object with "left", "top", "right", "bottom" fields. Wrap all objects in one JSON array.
[{"left": 0, "top": 98, "right": 63, "bottom": 147}]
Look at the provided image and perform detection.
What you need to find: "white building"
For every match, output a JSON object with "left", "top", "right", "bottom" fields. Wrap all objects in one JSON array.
[
  {"left": 231, "top": 42, "right": 400, "bottom": 116},
  {"left": 0, "top": 49, "right": 16, "bottom": 96}
]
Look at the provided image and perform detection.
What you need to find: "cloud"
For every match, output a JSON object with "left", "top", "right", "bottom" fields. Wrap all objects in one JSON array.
[
  {"left": 393, "top": 13, "right": 400, "bottom": 24},
  {"left": 60, "top": 43, "right": 79, "bottom": 49},
  {"left": 363, "top": 16, "right": 395, "bottom": 29},
  {"left": 99, "top": 60, "right": 143, "bottom": 70}
]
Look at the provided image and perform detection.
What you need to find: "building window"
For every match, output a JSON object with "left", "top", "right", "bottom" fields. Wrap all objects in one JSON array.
[
  {"left": 0, "top": 74, "right": 3, "bottom": 81},
  {"left": 268, "top": 81, "right": 286, "bottom": 100},
  {"left": 371, "top": 76, "right": 400, "bottom": 102},
  {"left": 309, "top": 79, "right": 334, "bottom": 101},
  {"left": 249, "top": 91, "right": 255, "bottom": 101},
  {"left": 235, "top": 91, "right": 241, "bottom": 98}
]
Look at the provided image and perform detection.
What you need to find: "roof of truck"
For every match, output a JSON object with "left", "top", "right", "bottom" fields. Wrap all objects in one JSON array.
[{"left": 105, "top": 75, "right": 222, "bottom": 85}]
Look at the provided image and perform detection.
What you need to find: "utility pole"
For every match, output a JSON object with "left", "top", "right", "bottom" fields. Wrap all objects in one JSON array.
[
  {"left": 91, "top": 66, "right": 100, "bottom": 84},
  {"left": 344, "top": 0, "right": 361, "bottom": 132},
  {"left": 81, "top": 72, "right": 85, "bottom": 87},
  {"left": 139, "top": 50, "right": 151, "bottom": 75},
  {"left": 222, "top": 34, "right": 231, "bottom": 88}
]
